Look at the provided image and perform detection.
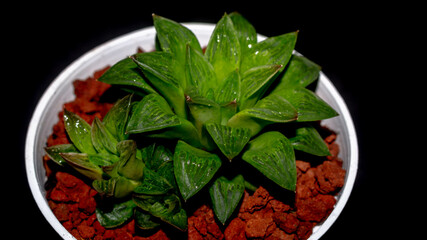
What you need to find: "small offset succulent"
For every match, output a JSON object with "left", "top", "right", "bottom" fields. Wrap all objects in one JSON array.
[{"left": 46, "top": 12, "right": 338, "bottom": 230}]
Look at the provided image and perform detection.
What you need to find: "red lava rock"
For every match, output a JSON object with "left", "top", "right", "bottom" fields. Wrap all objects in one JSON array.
[
  {"left": 315, "top": 161, "right": 346, "bottom": 194},
  {"left": 266, "top": 228, "right": 295, "bottom": 240},
  {"left": 273, "top": 212, "right": 299, "bottom": 234},
  {"left": 188, "top": 205, "right": 224, "bottom": 240},
  {"left": 296, "top": 168, "right": 318, "bottom": 200},
  {"left": 224, "top": 218, "right": 246, "bottom": 240},
  {"left": 245, "top": 217, "right": 276, "bottom": 238},
  {"left": 296, "top": 194, "right": 336, "bottom": 222}
]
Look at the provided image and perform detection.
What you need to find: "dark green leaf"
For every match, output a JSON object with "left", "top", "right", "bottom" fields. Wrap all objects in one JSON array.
[
  {"left": 133, "top": 194, "right": 187, "bottom": 231},
  {"left": 186, "top": 88, "right": 221, "bottom": 139},
  {"left": 63, "top": 109, "right": 96, "bottom": 154},
  {"left": 92, "top": 176, "right": 140, "bottom": 198},
  {"left": 290, "top": 125, "right": 331, "bottom": 156},
  {"left": 242, "top": 131, "right": 296, "bottom": 191},
  {"left": 206, "top": 123, "right": 251, "bottom": 160},
  {"left": 215, "top": 69, "right": 240, "bottom": 105},
  {"left": 153, "top": 14, "right": 202, "bottom": 67},
  {"left": 205, "top": 13, "right": 241, "bottom": 83},
  {"left": 98, "top": 57, "right": 156, "bottom": 94},
  {"left": 141, "top": 144, "right": 173, "bottom": 172},
  {"left": 282, "top": 87, "right": 339, "bottom": 122},
  {"left": 126, "top": 94, "right": 181, "bottom": 134},
  {"left": 209, "top": 175, "right": 245, "bottom": 225},
  {"left": 185, "top": 44, "right": 217, "bottom": 95},
  {"left": 241, "top": 31, "right": 297, "bottom": 73},
  {"left": 95, "top": 199, "right": 136, "bottom": 228},
  {"left": 146, "top": 117, "right": 204, "bottom": 150},
  {"left": 87, "top": 152, "right": 120, "bottom": 167},
  {"left": 60, "top": 152, "right": 104, "bottom": 180},
  {"left": 45, "top": 144, "right": 78, "bottom": 166},
  {"left": 229, "top": 12, "right": 257, "bottom": 53},
  {"left": 227, "top": 94, "right": 298, "bottom": 136},
  {"left": 271, "top": 55, "right": 321, "bottom": 93},
  {"left": 116, "top": 140, "right": 144, "bottom": 181},
  {"left": 173, "top": 141, "right": 222, "bottom": 201},
  {"left": 240, "top": 64, "right": 282, "bottom": 110},
  {"left": 102, "top": 94, "right": 133, "bottom": 141},
  {"left": 91, "top": 117, "right": 118, "bottom": 154},
  {"left": 134, "top": 208, "right": 161, "bottom": 230},
  {"left": 133, "top": 167, "right": 173, "bottom": 195},
  {"left": 132, "top": 52, "right": 186, "bottom": 117}
]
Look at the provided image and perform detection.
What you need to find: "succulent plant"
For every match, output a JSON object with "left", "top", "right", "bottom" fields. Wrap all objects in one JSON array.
[{"left": 46, "top": 12, "right": 338, "bottom": 230}]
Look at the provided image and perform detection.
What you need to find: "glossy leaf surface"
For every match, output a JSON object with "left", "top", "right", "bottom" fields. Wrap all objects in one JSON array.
[
  {"left": 206, "top": 123, "right": 251, "bottom": 160},
  {"left": 96, "top": 199, "right": 136, "bottom": 228},
  {"left": 98, "top": 57, "right": 156, "bottom": 94},
  {"left": 205, "top": 14, "right": 241, "bottom": 83},
  {"left": 209, "top": 175, "right": 245, "bottom": 224},
  {"left": 126, "top": 93, "right": 181, "bottom": 134},
  {"left": 63, "top": 109, "right": 96, "bottom": 154},
  {"left": 173, "top": 141, "right": 222, "bottom": 201},
  {"left": 45, "top": 144, "right": 77, "bottom": 166},
  {"left": 133, "top": 194, "right": 187, "bottom": 231},
  {"left": 102, "top": 94, "right": 132, "bottom": 141},
  {"left": 282, "top": 87, "right": 339, "bottom": 122},
  {"left": 91, "top": 117, "right": 118, "bottom": 155},
  {"left": 60, "top": 152, "right": 104, "bottom": 180},
  {"left": 240, "top": 32, "right": 297, "bottom": 73},
  {"left": 242, "top": 131, "right": 296, "bottom": 191},
  {"left": 290, "top": 125, "right": 330, "bottom": 156}
]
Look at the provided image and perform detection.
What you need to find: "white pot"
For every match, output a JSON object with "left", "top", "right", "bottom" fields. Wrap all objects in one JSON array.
[{"left": 25, "top": 23, "right": 358, "bottom": 240}]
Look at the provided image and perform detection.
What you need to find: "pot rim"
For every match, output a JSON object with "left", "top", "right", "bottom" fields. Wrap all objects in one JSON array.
[{"left": 25, "top": 23, "right": 358, "bottom": 240}]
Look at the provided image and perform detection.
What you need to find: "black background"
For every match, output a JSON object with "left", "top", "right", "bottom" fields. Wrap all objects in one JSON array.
[{"left": 6, "top": 1, "right": 416, "bottom": 239}]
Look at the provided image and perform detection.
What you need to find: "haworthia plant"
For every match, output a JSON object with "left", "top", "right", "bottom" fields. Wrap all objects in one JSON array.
[{"left": 47, "top": 12, "right": 338, "bottom": 230}]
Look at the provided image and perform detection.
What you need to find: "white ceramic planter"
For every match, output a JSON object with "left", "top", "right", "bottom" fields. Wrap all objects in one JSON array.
[{"left": 25, "top": 23, "right": 358, "bottom": 239}]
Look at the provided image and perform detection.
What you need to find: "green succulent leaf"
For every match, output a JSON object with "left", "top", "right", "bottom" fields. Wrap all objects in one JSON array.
[
  {"left": 98, "top": 57, "right": 156, "bottom": 94},
  {"left": 133, "top": 194, "right": 187, "bottom": 231},
  {"left": 240, "top": 64, "right": 282, "bottom": 110},
  {"left": 91, "top": 117, "right": 118, "bottom": 155},
  {"left": 242, "top": 131, "right": 297, "bottom": 191},
  {"left": 95, "top": 199, "right": 136, "bottom": 228},
  {"left": 153, "top": 14, "right": 203, "bottom": 68},
  {"left": 271, "top": 55, "right": 321, "bottom": 93},
  {"left": 185, "top": 44, "right": 218, "bottom": 95},
  {"left": 63, "top": 109, "right": 97, "bottom": 154},
  {"left": 45, "top": 144, "right": 78, "bottom": 166},
  {"left": 186, "top": 88, "right": 221, "bottom": 135},
  {"left": 134, "top": 208, "right": 161, "bottom": 230},
  {"left": 215, "top": 69, "right": 240, "bottom": 106},
  {"left": 92, "top": 176, "right": 140, "bottom": 198},
  {"left": 205, "top": 13, "right": 241, "bottom": 83},
  {"left": 290, "top": 125, "right": 331, "bottom": 156},
  {"left": 209, "top": 175, "right": 245, "bottom": 225},
  {"left": 281, "top": 87, "right": 339, "bottom": 122},
  {"left": 227, "top": 94, "right": 298, "bottom": 136},
  {"left": 59, "top": 152, "right": 104, "bottom": 180},
  {"left": 241, "top": 31, "right": 297, "bottom": 73},
  {"left": 116, "top": 140, "right": 144, "bottom": 181},
  {"left": 132, "top": 52, "right": 186, "bottom": 117},
  {"left": 206, "top": 123, "right": 251, "bottom": 160},
  {"left": 126, "top": 93, "right": 181, "bottom": 134},
  {"left": 141, "top": 144, "right": 173, "bottom": 172},
  {"left": 102, "top": 94, "right": 133, "bottom": 141},
  {"left": 229, "top": 12, "right": 257, "bottom": 54},
  {"left": 133, "top": 167, "right": 173, "bottom": 195},
  {"left": 173, "top": 141, "right": 222, "bottom": 201}
]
